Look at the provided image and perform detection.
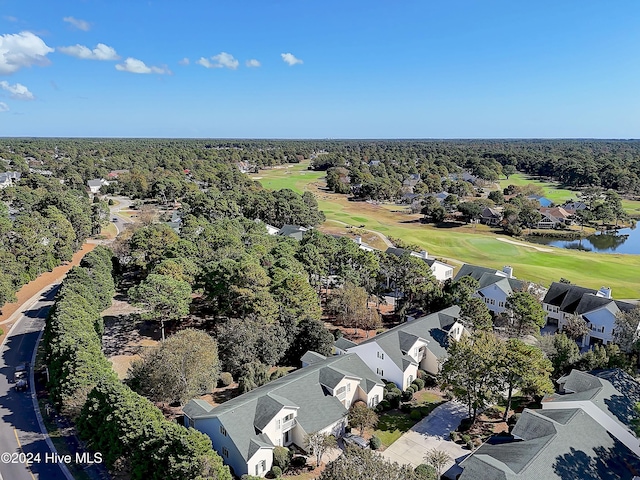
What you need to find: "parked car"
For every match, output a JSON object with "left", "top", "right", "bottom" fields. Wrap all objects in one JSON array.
[
  {"left": 13, "top": 362, "right": 28, "bottom": 383},
  {"left": 112, "top": 217, "right": 118, "bottom": 222},
  {"left": 342, "top": 432, "right": 369, "bottom": 449},
  {"left": 15, "top": 378, "right": 28, "bottom": 392}
]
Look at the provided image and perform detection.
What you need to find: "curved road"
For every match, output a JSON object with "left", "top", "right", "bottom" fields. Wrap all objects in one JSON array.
[
  {"left": 0, "top": 196, "right": 129, "bottom": 480},
  {"left": 0, "top": 285, "right": 71, "bottom": 480}
]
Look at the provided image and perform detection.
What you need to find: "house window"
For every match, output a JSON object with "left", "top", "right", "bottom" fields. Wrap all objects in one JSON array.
[
  {"left": 347, "top": 383, "right": 351, "bottom": 392},
  {"left": 376, "top": 368, "right": 384, "bottom": 376},
  {"left": 490, "top": 299, "right": 496, "bottom": 305},
  {"left": 284, "top": 413, "right": 294, "bottom": 422},
  {"left": 370, "top": 395, "right": 379, "bottom": 407},
  {"left": 407, "top": 375, "right": 413, "bottom": 388},
  {"left": 498, "top": 301, "right": 504, "bottom": 308},
  {"left": 255, "top": 460, "right": 266, "bottom": 475},
  {"left": 222, "top": 447, "right": 229, "bottom": 458},
  {"left": 276, "top": 419, "right": 281, "bottom": 430},
  {"left": 445, "top": 270, "right": 453, "bottom": 278},
  {"left": 414, "top": 347, "right": 419, "bottom": 357},
  {"left": 377, "top": 351, "right": 385, "bottom": 360},
  {"left": 220, "top": 425, "right": 227, "bottom": 436}
]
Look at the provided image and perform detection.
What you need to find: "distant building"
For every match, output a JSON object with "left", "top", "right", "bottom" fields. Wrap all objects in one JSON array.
[
  {"left": 385, "top": 247, "right": 454, "bottom": 282},
  {"left": 0, "top": 171, "right": 20, "bottom": 189},
  {"left": 87, "top": 178, "right": 110, "bottom": 194},
  {"left": 454, "top": 264, "right": 528, "bottom": 315}
]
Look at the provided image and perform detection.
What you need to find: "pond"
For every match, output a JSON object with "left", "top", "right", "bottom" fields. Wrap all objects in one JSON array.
[{"left": 528, "top": 226, "right": 640, "bottom": 254}]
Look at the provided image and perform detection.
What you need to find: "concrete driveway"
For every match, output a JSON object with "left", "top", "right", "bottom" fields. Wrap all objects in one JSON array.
[{"left": 381, "top": 401, "right": 469, "bottom": 470}]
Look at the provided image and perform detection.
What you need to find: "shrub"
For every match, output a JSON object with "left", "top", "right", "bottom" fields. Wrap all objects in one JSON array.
[
  {"left": 459, "top": 417, "right": 473, "bottom": 432},
  {"left": 409, "top": 410, "right": 422, "bottom": 421},
  {"left": 413, "top": 378, "right": 425, "bottom": 390},
  {"left": 271, "top": 466, "right": 282, "bottom": 478},
  {"left": 449, "top": 431, "right": 459, "bottom": 442},
  {"left": 273, "top": 446, "right": 291, "bottom": 471},
  {"left": 369, "top": 436, "right": 382, "bottom": 450},
  {"left": 332, "top": 328, "right": 343, "bottom": 340},
  {"left": 415, "top": 463, "right": 437, "bottom": 479},
  {"left": 108, "top": 199, "right": 114, "bottom": 206},
  {"left": 461, "top": 434, "right": 472, "bottom": 445},
  {"left": 402, "top": 390, "right": 414, "bottom": 401},
  {"left": 219, "top": 372, "right": 233, "bottom": 387},
  {"left": 291, "top": 456, "right": 307, "bottom": 469},
  {"left": 376, "top": 400, "right": 391, "bottom": 412},
  {"left": 0, "top": 327, "right": 4, "bottom": 336},
  {"left": 384, "top": 382, "right": 397, "bottom": 391},
  {"left": 400, "top": 402, "right": 412, "bottom": 413}
]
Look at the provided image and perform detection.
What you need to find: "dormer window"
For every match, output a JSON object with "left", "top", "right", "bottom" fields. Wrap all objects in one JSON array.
[
  {"left": 220, "top": 425, "right": 227, "bottom": 436},
  {"left": 377, "top": 351, "right": 384, "bottom": 360}
]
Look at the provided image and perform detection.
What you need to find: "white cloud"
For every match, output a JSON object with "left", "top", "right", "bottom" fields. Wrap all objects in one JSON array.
[
  {"left": 58, "top": 43, "right": 119, "bottom": 61},
  {"left": 0, "top": 81, "right": 34, "bottom": 100},
  {"left": 0, "top": 31, "right": 54, "bottom": 75},
  {"left": 0, "top": 102, "right": 8, "bottom": 112},
  {"left": 197, "top": 52, "right": 239, "bottom": 70},
  {"left": 179, "top": 57, "right": 189, "bottom": 66},
  {"left": 115, "top": 57, "right": 171, "bottom": 74},
  {"left": 281, "top": 53, "right": 303, "bottom": 66},
  {"left": 63, "top": 16, "right": 90, "bottom": 31},
  {"left": 3, "top": 16, "right": 18, "bottom": 22},
  {"left": 246, "top": 59, "right": 261, "bottom": 68}
]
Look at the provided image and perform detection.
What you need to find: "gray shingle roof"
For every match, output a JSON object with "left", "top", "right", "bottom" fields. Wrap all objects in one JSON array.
[
  {"left": 543, "top": 282, "right": 598, "bottom": 314},
  {"left": 459, "top": 407, "right": 640, "bottom": 480},
  {"left": 454, "top": 264, "right": 503, "bottom": 282},
  {"left": 301, "top": 351, "right": 326, "bottom": 365},
  {"left": 333, "top": 337, "right": 357, "bottom": 351},
  {"left": 356, "top": 306, "right": 462, "bottom": 370},
  {"left": 184, "top": 353, "right": 383, "bottom": 462}
]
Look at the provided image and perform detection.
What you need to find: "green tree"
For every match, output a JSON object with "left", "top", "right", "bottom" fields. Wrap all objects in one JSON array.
[
  {"left": 285, "top": 317, "right": 334, "bottom": 365},
  {"left": 128, "top": 274, "right": 192, "bottom": 341},
  {"left": 547, "top": 333, "right": 581, "bottom": 375},
  {"left": 457, "top": 201, "right": 483, "bottom": 223},
  {"left": 127, "top": 329, "right": 220, "bottom": 405},
  {"left": 348, "top": 402, "right": 379, "bottom": 435},
  {"left": 613, "top": 307, "right": 640, "bottom": 353},
  {"left": 439, "top": 331, "right": 504, "bottom": 421},
  {"left": 503, "top": 291, "right": 546, "bottom": 338},
  {"left": 499, "top": 339, "right": 553, "bottom": 421},
  {"left": 460, "top": 297, "right": 493, "bottom": 331},
  {"left": 562, "top": 314, "right": 589, "bottom": 341},
  {"left": 320, "top": 446, "right": 423, "bottom": 480}
]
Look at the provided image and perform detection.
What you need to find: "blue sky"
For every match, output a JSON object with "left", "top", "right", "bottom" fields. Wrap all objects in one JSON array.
[{"left": 1, "top": 0, "right": 640, "bottom": 138}]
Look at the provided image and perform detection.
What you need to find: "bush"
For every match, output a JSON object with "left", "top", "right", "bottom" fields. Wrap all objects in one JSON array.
[
  {"left": 461, "top": 434, "right": 472, "bottom": 445},
  {"left": 450, "top": 431, "right": 459, "bottom": 442},
  {"left": 271, "top": 466, "right": 282, "bottom": 478},
  {"left": 384, "top": 382, "right": 397, "bottom": 391},
  {"left": 376, "top": 400, "right": 391, "bottom": 412},
  {"left": 0, "top": 327, "right": 4, "bottom": 336},
  {"left": 108, "top": 199, "right": 114, "bottom": 206},
  {"left": 369, "top": 436, "right": 382, "bottom": 450},
  {"left": 413, "top": 378, "right": 425, "bottom": 390},
  {"left": 415, "top": 463, "right": 437, "bottom": 479},
  {"left": 402, "top": 390, "right": 414, "bottom": 401},
  {"left": 400, "top": 402, "right": 412, "bottom": 413},
  {"left": 459, "top": 417, "right": 473, "bottom": 432},
  {"left": 219, "top": 372, "right": 233, "bottom": 387},
  {"left": 409, "top": 410, "right": 422, "bottom": 421},
  {"left": 332, "top": 328, "right": 343, "bottom": 340},
  {"left": 273, "top": 446, "right": 291, "bottom": 471},
  {"left": 291, "top": 456, "right": 307, "bottom": 469}
]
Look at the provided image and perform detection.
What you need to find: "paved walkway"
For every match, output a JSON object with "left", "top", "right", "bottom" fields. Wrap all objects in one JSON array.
[{"left": 381, "top": 401, "right": 469, "bottom": 470}]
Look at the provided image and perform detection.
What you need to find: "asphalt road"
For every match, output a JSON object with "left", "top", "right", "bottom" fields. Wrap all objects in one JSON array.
[{"left": 0, "top": 285, "right": 71, "bottom": 480}]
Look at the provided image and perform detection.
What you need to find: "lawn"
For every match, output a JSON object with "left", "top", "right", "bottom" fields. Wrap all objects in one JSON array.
[
  {"left": 256, "top": 162, "right": 640, "bottom": 298},
  {"left": 498, "top": 173, "right": 577, "bottom": 204},
  {"left": 251, "top": 165, "right": 325, "bottom": 194},
  {"left": 373, "top": 411, "right": 419, "bottom": 447}
]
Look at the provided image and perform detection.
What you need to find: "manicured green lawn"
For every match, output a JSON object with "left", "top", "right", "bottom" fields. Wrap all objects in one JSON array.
[
  {"left": 373, "top": 411, "right": 419, "bottom": 447},
  {"left": 256, "top": 163, "right": 640, "bottom": 298},
  {"left": 498, "top": 173, "right": 577, "bottom": 204},
  {"left": 251, "top": 165, "right": 324, "bottom": 194}
]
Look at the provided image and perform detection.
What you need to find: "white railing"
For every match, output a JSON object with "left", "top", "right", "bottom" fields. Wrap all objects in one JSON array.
[{"left": 282, "top": 418, "right": 297, "bottom": 431}]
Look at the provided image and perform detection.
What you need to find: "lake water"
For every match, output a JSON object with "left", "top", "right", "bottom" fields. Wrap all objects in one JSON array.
[{"left": 528, "top": 226, "right": 640, "bottom": 254}]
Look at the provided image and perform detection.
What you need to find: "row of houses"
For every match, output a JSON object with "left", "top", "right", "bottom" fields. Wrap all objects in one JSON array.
[{"left": 183, "top": 307, "right": 467, "bottom": 477}]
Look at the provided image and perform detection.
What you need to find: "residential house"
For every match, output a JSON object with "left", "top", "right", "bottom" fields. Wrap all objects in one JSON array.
[
  {"left": 183, "top": 353, "right": 384, "bottom": 478},
  {"left": 333, "top": 337, "right": 357, "bottom": 356},
  {"left": 87, "top": 178, "right": 110, "bottom": 194},
  {"left": 403, "top": 173, "right": 421, "bottom": 189},
  {"left": 480, "top": 207, "right": 502, "bottom": 226},
  {"left": 368, "top": 160, "right": 381, "bottom": 167},
  {"left": 0, "top": 171, "right": 20, "bottom": 189},
  {"left": 543, "top": 282, "right": 637, "bottom": 346},
  {"left": 537, "top": 207, "right": 572, "bottom": 229},
  {"left": 346, "top": 306, "right": 465, "bottom": 389},
  {"left": 353, "top": 236, "right": 375, "bottom": 252},
  {"left": 454, "top": 264, "right": 526, "bottom": 315},
  {"left": 385, "top": 247, "right": 455, "bottom": 282},
  {"left": 528, "top": 194, "right": 553, "bottom": 207},
  {"left": 277, "top": 225, "right": 309, "bottom": 241},
  {"left": 458, "top": 369, "right": 640, "bottom": 480},
  {"left": 562, "top": 201, "right": 588, "bottom": 215},
  {"left": 448, "top": 172, "right": 479, "bottom": 185}
]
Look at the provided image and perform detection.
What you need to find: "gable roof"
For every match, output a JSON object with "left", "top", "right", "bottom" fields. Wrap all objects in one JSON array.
[
  {"left": 184, "top": 353, "right": 383, "bottom": 462},
  {"left": 543, "top": 282, "right": 598, "bottom": 313},
  {"left": 333, "top": 337, "right": 357, "bottom": 351},
  {"left": 543, "top": 369, "right": 640, "bottom": 433},
  {"left": 459, "top": 407, "right": 640, "bottom": 480},
  {"left": 455, "top": 263, "right": 505, "bottom": 282},
  {"left": 354, "top": 306, "right": 462, "bottom": 369}
]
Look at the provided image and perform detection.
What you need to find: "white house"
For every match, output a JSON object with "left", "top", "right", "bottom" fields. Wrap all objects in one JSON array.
[
  {"left": 385, "top": 247, "right": 455, "bottom": 282},
  {"left": 543, "top": 282, "right": 636, "bottom": 346},
  {"left": 454, "top": 264, "right": 527, "bottom": 315},
  {"left": 87, "top": 178, "right": 110, "bottom": 194},
  {"left": 183, "top": 353, "right": 384, "bottom": 478},
  {"left": 0, "top": 171, "right": 20, "bottom": 189},
  {"left": 346, "top": 306, "right": 465, "bottom": 389}
]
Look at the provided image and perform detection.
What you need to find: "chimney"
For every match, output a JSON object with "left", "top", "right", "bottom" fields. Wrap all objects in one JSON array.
[
  {"left": 597, "top": 287, "right": 612, "bottom": 299},
  {"left": 502, "top": 266, "right": 513, "bottom": 278},
  {"left": 419, "top": 250, "right": 429, "bottom": 259}
]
